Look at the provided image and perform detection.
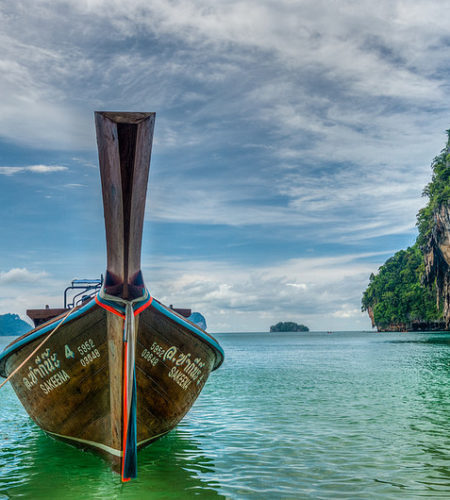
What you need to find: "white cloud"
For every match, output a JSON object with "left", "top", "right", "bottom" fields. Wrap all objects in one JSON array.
[
  {"left": 0, "top": 268, "right": 48, "bottom": 284},
  {"left": 143, "top": 251, "right": 390, "bottom": 331},
  {"left": 287, "top": 283, "right": 308, "bottom": 290},
  {"left": 0, "top": 165, "right": 68, "bottom": 175},
  {"left": 332, "top": 306, "right": 363, "bottom": 319},
  {"left": 0, "top": 0, "right": 448, "bottom": 155}
]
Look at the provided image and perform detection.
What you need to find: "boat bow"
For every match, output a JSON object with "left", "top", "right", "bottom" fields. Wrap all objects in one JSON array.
[{"left": 95, "top": 111, "right": 155, "bottom": 299}]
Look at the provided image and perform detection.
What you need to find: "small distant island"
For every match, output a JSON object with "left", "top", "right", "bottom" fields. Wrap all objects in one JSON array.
[{"left": 270, "top": 322, "right": 309, "bottom": 332}]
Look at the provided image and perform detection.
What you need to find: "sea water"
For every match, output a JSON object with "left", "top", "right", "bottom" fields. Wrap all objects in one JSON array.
[{"left": 1, "top": 331, "right": 450, "bottom": 499}]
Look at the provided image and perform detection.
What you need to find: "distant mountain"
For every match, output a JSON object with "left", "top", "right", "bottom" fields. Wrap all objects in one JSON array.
[
  {"left": 0, "top": 314, "right": 31, "bottom": 336},
  {"left": 188, "top": 312, "right": 207, "bottom": 331}
]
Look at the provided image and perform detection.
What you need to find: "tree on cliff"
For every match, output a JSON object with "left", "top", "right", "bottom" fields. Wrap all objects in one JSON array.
[
  {"left": 417, "top": 130, "right": 450, "bottom": 247},
  {"left": 361, "top": 244, "right": 441, "bottom": 330},
  {"left": 417, "top": 130, "right": 450, "bottom": 324}
]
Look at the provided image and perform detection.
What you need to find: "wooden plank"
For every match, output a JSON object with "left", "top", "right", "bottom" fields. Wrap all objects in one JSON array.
[
  {"left": 5, "top": 307, "right": 111, "bottom": 442},
  {"left": 27, "top": 308, "right": 67, "bottom": 319},
  {"left": 95, "top": 113, "right": 124, "bottom": 287},
  {"left": 128, "top": 114, "right": 154, "bottom": 293},
  {"left": 100, "top": 112, "right": 151, "bottom": 124},
  {"left": 133, "top": 305, "right": 216, "bottom": 446},
  {"left": 106, "top": 312, "right": 125, "bottom": 454}
]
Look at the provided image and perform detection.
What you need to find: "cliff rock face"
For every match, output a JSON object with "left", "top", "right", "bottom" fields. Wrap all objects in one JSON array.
[
  {"left": 367, "top": 306, "right": 375, "bottom": 328},
  {"left": 424, "top": 204, "right": 450, "bottom": 327},
  {"left": 375, "top": 321, "right": 446, "bottom": 332}
]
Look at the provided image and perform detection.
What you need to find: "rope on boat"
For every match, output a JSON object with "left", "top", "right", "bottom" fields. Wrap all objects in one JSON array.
[
  {"left": 95, "top": 288, "right": 152, "bottom": 482},
  {"left": 0, "top": 307, "right": 76, "bottom": 391}
]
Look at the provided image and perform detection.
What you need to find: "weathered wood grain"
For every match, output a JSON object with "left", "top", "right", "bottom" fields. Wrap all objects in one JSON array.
[
  {"left": 106, "top": 312, "right": 125, "bottom": 454},
  {"left": 95, "top": 113, "right": 124, "bottom": 287},
  {"left": 95, "top": 111, "right": 155, "bottom": 299},
  {"left": 4, "top": 301, "right": 218, "bottom": 468}
]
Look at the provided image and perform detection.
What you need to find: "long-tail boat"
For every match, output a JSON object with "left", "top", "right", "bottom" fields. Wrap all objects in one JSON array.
[{"left": 0, "top": 112, "right": 224, "bottom": 481}]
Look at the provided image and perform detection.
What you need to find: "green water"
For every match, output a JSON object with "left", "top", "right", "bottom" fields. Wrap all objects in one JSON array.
[{"left": 1, "top": 331, "right": 450, "bottom": 499}]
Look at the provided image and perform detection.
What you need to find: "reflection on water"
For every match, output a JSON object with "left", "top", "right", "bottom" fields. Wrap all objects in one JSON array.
[
  {"left": 0, "top": 339, "right": 223, "bottom": 499},
  {"left": 0, "top": 404, "right": 224, "bottom": 499},
  {"left": 2, "top": 332, "right": 450, "bottom": 498}
]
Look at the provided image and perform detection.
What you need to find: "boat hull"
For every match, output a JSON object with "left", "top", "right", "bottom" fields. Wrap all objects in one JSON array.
[{"left": 0, "top": 297, "right": 223, "bottom": 471}]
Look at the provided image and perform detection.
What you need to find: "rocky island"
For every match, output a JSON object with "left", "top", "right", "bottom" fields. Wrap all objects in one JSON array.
[
  {"left": 362, "top": 131, "right": 450, "bottom": 331},
  {"left": 0, "top": 313, "right": 31, "bottom": 336},
  {"left": 270, "top": 322, "right": 309, "bottom": 332}
]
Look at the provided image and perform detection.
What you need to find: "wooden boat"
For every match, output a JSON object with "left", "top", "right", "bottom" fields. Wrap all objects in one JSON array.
[{"left": 0, "top": 112, "right": 224, "bottom": 481}]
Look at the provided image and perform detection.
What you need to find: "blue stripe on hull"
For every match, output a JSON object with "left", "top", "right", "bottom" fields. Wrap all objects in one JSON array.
[
  {"left": 122, "top": 369, "right": 138, "bottom": 480},
  {"left": 151, "top": 300, "right": 225, "bottom": 369},
  {"left": 0, "top": 299, "right": 97, "bottom": 376},
  {"left": 0, "top": 292, "right": 225, "bottom": 375}
]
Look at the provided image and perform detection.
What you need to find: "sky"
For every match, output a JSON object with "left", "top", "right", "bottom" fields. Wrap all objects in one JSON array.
[{"left": 0, "top": 0, "right": 450, "bottom": 332}]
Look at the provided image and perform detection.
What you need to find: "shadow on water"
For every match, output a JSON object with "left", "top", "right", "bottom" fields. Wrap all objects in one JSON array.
[
  {"left": 380, "top": 332, "right": 450, "bottom": 347},
  {"left": 0, "top": 417, "right": 224, "bottom": 499}
]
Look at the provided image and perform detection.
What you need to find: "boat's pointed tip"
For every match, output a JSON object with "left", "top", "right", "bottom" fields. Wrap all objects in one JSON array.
[{"left": 95, "top": 111, "right": 155, "bottom": 124}]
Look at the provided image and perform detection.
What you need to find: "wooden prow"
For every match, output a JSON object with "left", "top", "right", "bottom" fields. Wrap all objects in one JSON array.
[{"left": 95, "top": 112, "right": 155, "bottom": 299}]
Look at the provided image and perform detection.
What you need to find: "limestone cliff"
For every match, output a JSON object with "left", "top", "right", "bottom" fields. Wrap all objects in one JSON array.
[
  {"left": 367, "top": 306, "right": 375, "bottom": 328},
  {"left": 423, "top": 204, "right": 450, "bottom": 327},
  {"left": 361, "top": 244, "right": 442, "bottom": 331},
  {"left": 363, "top": 130, "right": 450, "bottom": 332}
]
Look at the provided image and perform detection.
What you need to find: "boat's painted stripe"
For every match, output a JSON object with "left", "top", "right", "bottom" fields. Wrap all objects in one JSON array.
[
  {"left": 0, "top": 289, "right": 224, "bottom": 372},
  {"left": 95, "top": 295, "right": 126, "bottom": 319},
  {"left": 121, "top": 340, "right": 130, "bottom": 481},
  {"left": 122, "top": 366, "right": 137, "bottom": 481},
  {"left": 137, "top": 430, "right": 170, "bottom": 446},
  {"left": 45, "top": 430, "right": 123, "bottom": 457},
  {"left": 45, "top": 429, "right": 171, "bottom": 456},
  {"left": 0, "top": 298, "right": 98, "bottom": 367},
  {"left": 151, "top": 300, "right": 225, "bottom": 369},
  {"left": 95, "top": 291, "right": 152, "bottom": 318},
  {"left": 133, "top": 295, "right": 153, "bottom": 316}
]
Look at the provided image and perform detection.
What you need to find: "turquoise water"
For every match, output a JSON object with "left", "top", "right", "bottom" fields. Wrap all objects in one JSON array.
[{"left": 1, "top": 331, "right": 450, "bottom": 499}]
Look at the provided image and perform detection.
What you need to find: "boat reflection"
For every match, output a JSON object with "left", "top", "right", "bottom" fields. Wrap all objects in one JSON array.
[{"left": 0, "top": 414, "right": 225, "bottom": 499}]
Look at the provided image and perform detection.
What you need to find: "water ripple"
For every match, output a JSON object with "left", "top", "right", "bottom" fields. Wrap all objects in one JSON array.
[{"left": 2, "top": 332, "right": 450, "bottom": 498}]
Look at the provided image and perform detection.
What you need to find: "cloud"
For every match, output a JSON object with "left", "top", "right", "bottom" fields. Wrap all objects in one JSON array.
[
  {"left": 332, "top": 306, "right": 363, "bottom": 319},
  {"left": 0, "top": 1, "right": 449, "bottom": 330},
  {"left": 0, "top": 1, "right": 448, "bottom": 155},
  {"left": 0, "top": 165, "right": 68, "bottom": 175},
  {"left": 287, "top": 283, "right": 308, "bottom": 290},
  {"left": 0, "top": 268, "right": 48, "bottom": 284},
  {"left": 0, "top": 248, "right": 402, "bottom": 332},
  {"left": 143, "top": 251, "right": 390, "bottom": 331}
]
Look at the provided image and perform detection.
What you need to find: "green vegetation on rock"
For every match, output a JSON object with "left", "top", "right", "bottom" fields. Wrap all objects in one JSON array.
[
  {"left": 362, "top": 131, "right": 450, "bottom": 331},
  {"left": 270, "top": 322, "right": 309, "bottom": 332},
  {"left": 417, "top": 130, "right": 450, "bottom": 247},
  {"left": 361, "top": 244, "right": 442, "bottom": 330}
]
